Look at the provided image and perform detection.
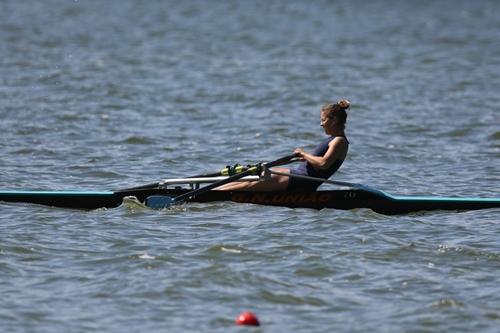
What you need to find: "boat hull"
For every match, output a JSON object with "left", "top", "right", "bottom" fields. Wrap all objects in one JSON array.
[{"left": 1, "top": 188, "right": 499, "bottom": 214}]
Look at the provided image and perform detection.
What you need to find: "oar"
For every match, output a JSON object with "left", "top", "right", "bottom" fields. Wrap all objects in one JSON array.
[
  {"left": 145, "top": 153, "right": 298, "bottom": 209},
  {"left": 118, "top": 155, "right": 298, "bottom": 192}
]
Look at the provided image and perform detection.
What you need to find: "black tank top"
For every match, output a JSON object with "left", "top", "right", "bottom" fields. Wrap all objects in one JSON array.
[{"left": 291, "top": 136, "right": 348, "bottom": 180}]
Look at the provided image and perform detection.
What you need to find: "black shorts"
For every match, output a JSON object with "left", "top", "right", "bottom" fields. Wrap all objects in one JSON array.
[{"left": 287, "top": 171, "right": 321, "bottom": 191}]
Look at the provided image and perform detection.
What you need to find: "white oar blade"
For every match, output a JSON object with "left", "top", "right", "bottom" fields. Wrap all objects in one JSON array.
[{"left": 145, "top": 196, "right": 175, "bottom": 209}]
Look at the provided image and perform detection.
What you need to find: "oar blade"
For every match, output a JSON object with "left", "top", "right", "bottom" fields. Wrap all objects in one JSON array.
[{"left": 145, "top": 195, "right": 175, "bottom": 209}]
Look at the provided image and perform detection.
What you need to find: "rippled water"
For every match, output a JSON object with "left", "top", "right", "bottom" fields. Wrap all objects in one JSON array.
[{"left": 1, "top": 1, "right": 499, "bottom": 332}]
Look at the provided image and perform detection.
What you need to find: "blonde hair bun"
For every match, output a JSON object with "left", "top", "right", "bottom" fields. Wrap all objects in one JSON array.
[{"left": 338, "top": 99, "right": 350, "bottom": 110}]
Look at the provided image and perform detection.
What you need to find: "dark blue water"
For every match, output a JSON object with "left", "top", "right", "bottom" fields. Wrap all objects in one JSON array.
[{"left": 1, "top": 1, "right": 499, "bottom": 332}]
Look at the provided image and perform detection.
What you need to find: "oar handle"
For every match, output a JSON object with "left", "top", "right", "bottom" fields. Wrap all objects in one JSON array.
[{"left": 263, "top": 153, "right": 299, "bottom": 168}]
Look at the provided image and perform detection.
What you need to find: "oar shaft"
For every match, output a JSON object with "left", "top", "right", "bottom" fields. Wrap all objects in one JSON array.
[
  {"left": 267, "top": 153, "right": 300, "bottom": 168},
  {"left": 187, "top": 171, "right": 225, "bottom": 178},
  {"left": 172, "top": 153, "right": 298, "bottom": 203},
  {"left": 119, "top": 154, "right": 298, "bottom": 193}
]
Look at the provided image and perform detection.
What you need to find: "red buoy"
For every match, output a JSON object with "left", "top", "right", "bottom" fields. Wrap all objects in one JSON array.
[{"left": 235, "top": 311, "right": 260, "bottom": 326}]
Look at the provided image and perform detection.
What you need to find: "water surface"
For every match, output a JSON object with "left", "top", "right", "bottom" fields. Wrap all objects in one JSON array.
[{"left": 1, "top": 1, "right": 499, "bottom": 332}]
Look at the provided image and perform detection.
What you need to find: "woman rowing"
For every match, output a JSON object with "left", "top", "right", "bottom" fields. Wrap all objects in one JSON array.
[{"left": 218, "top": 99, "right": 350, "bottom": 191}]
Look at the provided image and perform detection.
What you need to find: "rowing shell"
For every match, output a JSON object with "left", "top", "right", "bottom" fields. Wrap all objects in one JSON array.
[{"left": 1, "top": 187, "right": 499, "bottom": 215}]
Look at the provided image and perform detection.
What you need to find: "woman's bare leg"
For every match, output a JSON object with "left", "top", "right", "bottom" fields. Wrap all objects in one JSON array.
[{"left": 216, "top": 167, "right": 290, "bottom": 191}]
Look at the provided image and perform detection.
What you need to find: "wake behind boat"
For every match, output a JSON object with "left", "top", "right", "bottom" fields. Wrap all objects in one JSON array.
[{"left": 1, "top": 173, "right": 499, "bottom": 215}]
